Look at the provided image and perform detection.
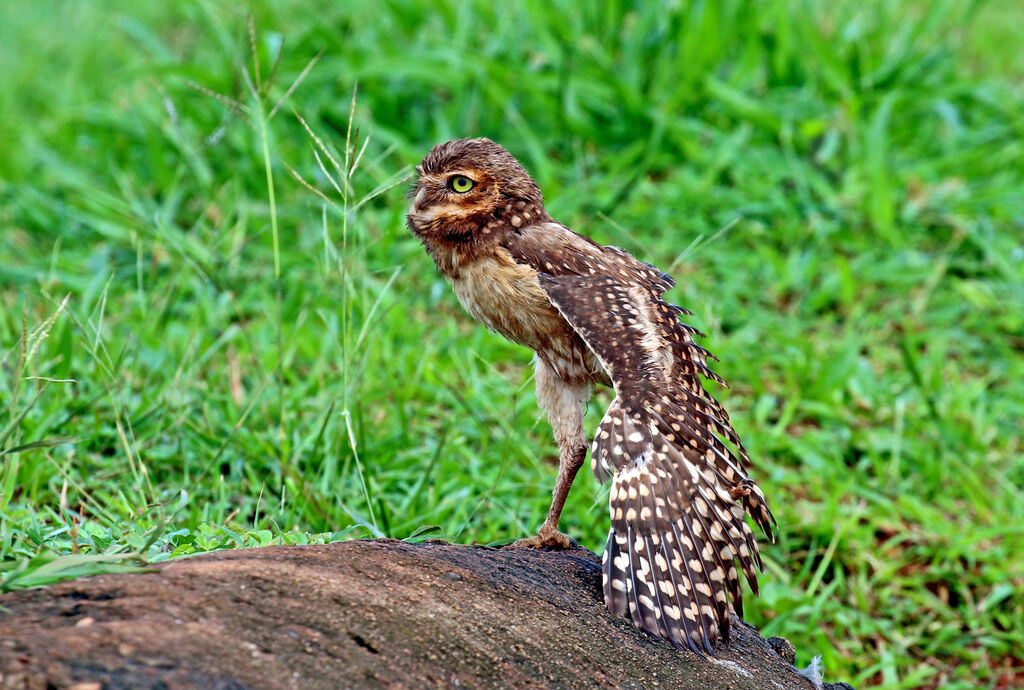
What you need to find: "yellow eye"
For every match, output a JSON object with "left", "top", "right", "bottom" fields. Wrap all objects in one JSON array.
[{"left": 448, "top": 175, "right": 475, "bottom": 193}]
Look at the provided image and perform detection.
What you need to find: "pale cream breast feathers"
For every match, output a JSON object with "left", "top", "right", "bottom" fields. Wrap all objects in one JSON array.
[{"left": 449, "top": 249, "right": 564, "bottom": 352}]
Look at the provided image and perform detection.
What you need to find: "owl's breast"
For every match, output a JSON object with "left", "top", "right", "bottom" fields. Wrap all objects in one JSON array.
[{"left": 449, "top": 250, "right": 568, "bottom": 351}]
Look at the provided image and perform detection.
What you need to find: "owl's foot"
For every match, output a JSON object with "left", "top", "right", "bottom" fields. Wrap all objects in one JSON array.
[{"left": 511, "top": 525, "right": 577, "bottom": 550}]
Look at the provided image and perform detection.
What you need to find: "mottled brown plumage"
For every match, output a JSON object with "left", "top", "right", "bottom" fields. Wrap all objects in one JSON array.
[{"left": 406, "top": 137, "right": 775, "bottom": 654}]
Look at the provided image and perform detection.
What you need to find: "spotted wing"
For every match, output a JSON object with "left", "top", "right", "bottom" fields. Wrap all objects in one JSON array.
[
  {"left": 537, "top": 273, "right": 774, "bottom": 654},
  {"left": 502, "top": 222, "right": 677, "bottom": 296}
]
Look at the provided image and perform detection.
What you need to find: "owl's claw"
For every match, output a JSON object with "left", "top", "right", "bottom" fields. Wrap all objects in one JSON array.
[{"left": 511, "top": 526, "right": 577, "bottom": 550}]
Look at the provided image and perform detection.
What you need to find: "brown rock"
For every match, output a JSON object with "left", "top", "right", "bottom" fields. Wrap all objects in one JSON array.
[{"left": 0, "top": 539, "right": 851, "bottom": 689}]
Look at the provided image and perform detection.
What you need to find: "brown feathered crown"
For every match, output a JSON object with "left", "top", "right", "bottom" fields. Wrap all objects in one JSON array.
[{"left": 418, "top": 138, "right": 544, "bottom": 206}]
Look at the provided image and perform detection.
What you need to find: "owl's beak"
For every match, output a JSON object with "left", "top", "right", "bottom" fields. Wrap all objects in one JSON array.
[
  {"left": 412, "top": 184, "right": 427, "bottom": 211},
  {"left": 407, "top": 181, "right": 429, "bottom": 225}
]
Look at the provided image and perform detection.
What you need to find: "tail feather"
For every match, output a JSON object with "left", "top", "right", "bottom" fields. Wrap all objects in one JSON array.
[
  {"left": 597, "top": 387, "right": 771, "bottom": 653},
  {"left": 640, "top": 467, "right": 717, "bottom": 653},
  {"left": 674, "top": 514, "right": 730, "bottom": 641},
  {"left": 682, "top": 477, "right": 746, "bottom": 619},
  {"left": 625, "top": 523, "right": 660, "bottom": 635},
  {"left": 668, "top": 523, "right": 718, "bottom": 653},
  {"left": 637, "top": 438, "right": 724, "bottom": 651},
  {"left": 602, "top": 530, "right": 628, "bottom": 617}
]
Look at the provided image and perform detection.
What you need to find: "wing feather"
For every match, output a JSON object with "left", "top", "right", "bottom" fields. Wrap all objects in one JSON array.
[{"left": 535, "top": 271, "right": 774, "bottom": 653}]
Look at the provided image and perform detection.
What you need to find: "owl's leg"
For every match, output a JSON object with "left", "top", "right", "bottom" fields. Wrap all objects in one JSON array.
[{"left": 513, "top": 357, "right": 589, "bottom": 550}]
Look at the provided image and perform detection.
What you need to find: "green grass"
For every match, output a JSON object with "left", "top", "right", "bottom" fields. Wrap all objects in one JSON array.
[{"left": 1, "top": 0, "right": 1022, "bottom": 687}]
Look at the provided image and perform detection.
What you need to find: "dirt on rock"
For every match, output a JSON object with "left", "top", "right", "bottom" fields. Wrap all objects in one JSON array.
[{"left": 0, "top": 539, "right": 852, "bottom": 689}]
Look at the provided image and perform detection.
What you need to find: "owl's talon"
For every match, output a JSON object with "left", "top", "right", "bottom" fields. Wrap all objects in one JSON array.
[{"left": 511, "top": 528, "right": 577, "bottom": 550}]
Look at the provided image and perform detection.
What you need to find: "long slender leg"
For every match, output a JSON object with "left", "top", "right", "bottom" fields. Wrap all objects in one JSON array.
[{"left": 513, "top": 356, "right": 589, "bottom": 549}]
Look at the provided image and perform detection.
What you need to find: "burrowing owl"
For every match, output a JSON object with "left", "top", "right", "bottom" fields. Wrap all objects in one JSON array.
[{"left": 406, "top": 138, "right": 775, "bottom": 654}]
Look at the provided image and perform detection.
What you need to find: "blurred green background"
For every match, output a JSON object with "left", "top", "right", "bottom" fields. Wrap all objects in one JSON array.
[{"left": 1, "top": 1, "right": 1022, "bottom": 687}]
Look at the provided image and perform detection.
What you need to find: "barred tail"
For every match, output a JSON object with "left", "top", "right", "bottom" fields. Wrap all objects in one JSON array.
[{"left": 595, "top": 387, "right": 772, "bottom": 654}]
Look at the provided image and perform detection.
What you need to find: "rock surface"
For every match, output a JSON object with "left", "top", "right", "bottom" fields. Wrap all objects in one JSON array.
[{"left": 0, "top": 539, "right": 852, "bottom": 689}]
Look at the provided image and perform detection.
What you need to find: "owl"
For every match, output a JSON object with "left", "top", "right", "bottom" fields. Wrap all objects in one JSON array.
[{"left": 406, "top": 138, "right": 775, "bottom": 654}]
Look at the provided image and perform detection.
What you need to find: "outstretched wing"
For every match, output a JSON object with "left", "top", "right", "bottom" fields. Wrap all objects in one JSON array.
[{"left": 537, "top": 272, "right": 775, "bottom": 654}]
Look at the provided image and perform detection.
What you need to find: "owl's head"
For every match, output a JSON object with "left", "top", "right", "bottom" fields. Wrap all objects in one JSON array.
[{"left": 407, "top": 138, "right": 545, "bottom": 240}]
